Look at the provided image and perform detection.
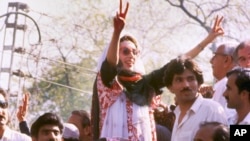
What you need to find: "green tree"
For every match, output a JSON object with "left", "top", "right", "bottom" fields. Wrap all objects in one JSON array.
[
  {"left": 28, "top": 56, "right": 96, "bottom": 121},
  {"left": 2, "top": 0, "right": 249, "bottom": 127}
]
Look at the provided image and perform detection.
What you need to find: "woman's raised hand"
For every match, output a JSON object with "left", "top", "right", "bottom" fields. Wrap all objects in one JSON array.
[{"left": 113, "top": 0, "right": 129, "bottom": 32}]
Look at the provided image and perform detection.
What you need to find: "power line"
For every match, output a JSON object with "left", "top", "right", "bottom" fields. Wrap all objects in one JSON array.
[
  {"left": 12, "top": 70, "right": 93, "bottom": 95},
  {"left": 0, "top": 49, "right": 97, "bottom": 94},
  {"left": 0, "top": 49, "right": 97, "bottom": 74},
  {"left": 34, "top": 76, "right": 92, "bottom": 95},
  {"left": 0, "top": 11, "right": 42, "bottom": 45},
  {"left": 0, "top": 4, "right": 97, "bottom": 94}
]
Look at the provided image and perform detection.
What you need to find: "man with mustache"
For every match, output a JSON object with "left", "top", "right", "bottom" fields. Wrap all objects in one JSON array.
[
  {"left": 0, "top": 88, "right": 31, "bottom": 141},
  {"left": 209, "top": 43, "right": 237, "bottom": 122},
  {"left": 163, "top": 56, "right": 228, "bottom": 141},
  {"left": 223, "top": 67, "right": 250, "bottom": 124},
  {"left": 30, "top": 112, "right": 64, "bottom": 141}
]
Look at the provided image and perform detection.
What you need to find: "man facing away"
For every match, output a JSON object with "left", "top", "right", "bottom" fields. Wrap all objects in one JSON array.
[
  {"left": 163, "top": 56, "right": 228, "bottom": 141},
  {"left": 194, "top": 121, "right": 229, "bottom": 141},
  {"left": 223, "top": 67, "right": 250, "bottom": 124}
]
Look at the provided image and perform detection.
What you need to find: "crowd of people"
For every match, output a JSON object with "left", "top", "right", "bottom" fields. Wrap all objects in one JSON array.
[{"left": 0, "top": 0, "right": 250, "bottom": 141}]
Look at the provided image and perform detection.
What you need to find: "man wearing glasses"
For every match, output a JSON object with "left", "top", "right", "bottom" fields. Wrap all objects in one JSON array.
[
  {"left": 210, "top": 43, "right": 237, "bottom": 122},
  {"left": 0, "top": 88, "right": 31, "bottom": 141}
]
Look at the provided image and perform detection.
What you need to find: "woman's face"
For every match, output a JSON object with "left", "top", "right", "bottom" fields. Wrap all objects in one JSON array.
[{"left": 119, "top": 40, "right": 139, "bottom": 71}]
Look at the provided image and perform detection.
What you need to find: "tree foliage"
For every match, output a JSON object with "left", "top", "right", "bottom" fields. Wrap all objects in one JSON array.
[
  {"left": 1, "top": 0, "right": 249, "bottom": 125},
  {"left": 28, "top": 56, "right": 96, "bottom": 121}
]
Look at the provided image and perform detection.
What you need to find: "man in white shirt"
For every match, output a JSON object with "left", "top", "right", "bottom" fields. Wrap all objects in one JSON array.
[
  {"left": 163, "top": 56, "right": 228, "bottom": 141},
  {"left": 0, "top": 88, "right": 31, "bottom": 141},
  {"left": 210, "top": 43, "right": 237, "bottom": 121},
  {"left": 223, "top": 67, "right": 250, "bottom": 124},
  {"left": 183, "top": 16, "right": 237, "bottom": 122}
]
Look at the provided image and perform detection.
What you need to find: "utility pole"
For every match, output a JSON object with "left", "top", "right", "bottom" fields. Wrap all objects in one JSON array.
[
  {"left": 0, "top": 2, "right": 30, "bottom": 129},
  {"left": 0, "top": 2, "right": 29, "bottom": 94}
]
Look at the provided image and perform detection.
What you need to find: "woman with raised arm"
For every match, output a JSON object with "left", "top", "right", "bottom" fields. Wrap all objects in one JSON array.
[
  {"left": 91, "top": 0, "right": 224, "bottom": 140},
  {"left": 93, "top": 1, "right": 164, "bottom": 140}
]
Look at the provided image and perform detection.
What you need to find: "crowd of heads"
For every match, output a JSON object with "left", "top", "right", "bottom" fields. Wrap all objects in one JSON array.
[
  {"left": 1, "top": 0, "right": 250, "bottom": 140},
  {"left": 30, "top": 110, "right": 92, "bottom": 141},
  {"left": 2, "top": 37, "right": 250, "bottom": 141},
  {"left": 0, "top": 88, "right": 91, "bottom": 141}
]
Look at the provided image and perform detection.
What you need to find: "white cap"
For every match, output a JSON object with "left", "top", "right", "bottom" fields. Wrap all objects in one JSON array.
[{"left": 63, "top": 123, "right": 79, "bottom": 139}]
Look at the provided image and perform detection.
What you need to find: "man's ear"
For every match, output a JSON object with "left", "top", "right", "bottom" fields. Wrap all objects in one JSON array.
[
  {"left": 224, "top": 56, "right": 233, "bottom": 66},
  {"left": 241, "top": 90, "right": 250, "bottom": 100}
]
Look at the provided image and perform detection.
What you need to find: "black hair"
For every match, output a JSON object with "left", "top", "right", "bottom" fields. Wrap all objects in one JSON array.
[
  {"left": 199, "top": 121, "right": 229, "bottom": 141},
  {"left": 226, "top": 67, "right": 250, "bottom": 95},
  {"left": 31, "top": 112, "right": 64, "bottom": 138},
  {"left": 163, "top": 56, "right": 203, "bottom": 87}
]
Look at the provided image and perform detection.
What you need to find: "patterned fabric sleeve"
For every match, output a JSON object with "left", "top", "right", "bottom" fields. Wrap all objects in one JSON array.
[{"left": 98, "top": 59, "right": 124, "bottom": 133}]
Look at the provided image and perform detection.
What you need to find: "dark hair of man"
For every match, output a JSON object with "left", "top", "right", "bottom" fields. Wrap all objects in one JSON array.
[
  {"left": 226, "top": 67, "right": 250, "bottom": 95},
  {"left": 199, "top": 121, "right": 229, "bottom": 141},
  {"left": 30, "top": 112, "right": 64, "bottom": 138},
  {"left": 71, "top": 110, "right": 90, "bottom": 128},
  {"left": 163, "top": 56, "right": 204, "bottom": 87}
]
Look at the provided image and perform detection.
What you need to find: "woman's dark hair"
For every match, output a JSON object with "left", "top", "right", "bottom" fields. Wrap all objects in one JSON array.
[
  {"left": 120, "top": 35, "right": 138, "bottom": 48},
  {"left": 163, "top": 56, "right": 204, "bottom": 87}
]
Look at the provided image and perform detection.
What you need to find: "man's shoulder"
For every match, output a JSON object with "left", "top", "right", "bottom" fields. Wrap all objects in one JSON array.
[
  {"left": 5, "top": 128, "right": 31, "bottom": 140},
  {"left": 197, "top": 97, "right": 223, "bottom": 110},
  {"left": 213, "top": 77, "right": 227, "bottom": 89}
]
